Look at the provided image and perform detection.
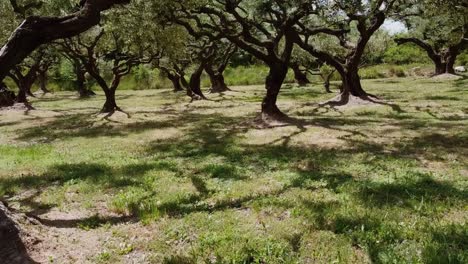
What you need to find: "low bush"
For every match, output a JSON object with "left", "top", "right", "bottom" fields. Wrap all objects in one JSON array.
[
  {"left": 360, "top": 68, "right": 386, "bottom": 79},
  {"left": 388, "top": 66, "right": 406, "bottom": 77}
]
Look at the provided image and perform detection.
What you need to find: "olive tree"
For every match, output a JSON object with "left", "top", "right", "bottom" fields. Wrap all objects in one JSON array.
[
  {"left": 395, "top": 1, "right": 467, "bottom": 75},
  {"left": 0, "top": 0, "right": 131, "bottom": 82},
  {"left": 292, "top": 0, "right": 414, "bottom": 105},
  {"left": 60, "top": 5, "right": 164, "bottom": 113},
  {"left": 157, "top": 0, "right": 318, "bottom": 120}
]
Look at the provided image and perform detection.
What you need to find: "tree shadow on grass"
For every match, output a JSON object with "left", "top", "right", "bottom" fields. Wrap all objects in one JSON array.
[
  {"left": 163, "top": 255, "right": 194, "bottom": 264},
  {"left": 0, "top": 121, "right": 21, "bottom": 127},
  {"left": 356, "top": 175, "right": 468, "bottom": 209},
  {"left": 1, "top": 162, "right": 174, "bottom": 229},
  {"left": 0, "top": 163, "right": 158, "bottom": 198},
  {"left": 14, "top": 112, "right": 189, "bottom": 143},
  {"left": 423, "top": 224, "right": 468, "bottom": 264},
  {"left": 143, "top": 120, "right": 466, "bottom": 262},
  {"left": 425, "top": 95, "right": 462, "bottom": 101},
  {"left": 37, "top": 214, "right": 135, "bottom": 229},
  {"left": 296, "top": 173, "right": 467, "bottom": 263},
  {"left": 4, "top": 109, "right": 467, "bottom": 262}
]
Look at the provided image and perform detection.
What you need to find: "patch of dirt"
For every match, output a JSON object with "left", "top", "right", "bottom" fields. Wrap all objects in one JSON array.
[
  {"left": 4, "top": 193, "right": 156, "bottom": 264},
  {"left": 0, "top": 103, "right": 33, "bottom": 111},
  {"left": 431, "top": 74, "right": 463, "bottom": 81},
  {"left": 321, "top": 94, "right": 387, "bottom": 109},
  {"left": 440, "top": 209, "right": 468, "bottom": 225}
]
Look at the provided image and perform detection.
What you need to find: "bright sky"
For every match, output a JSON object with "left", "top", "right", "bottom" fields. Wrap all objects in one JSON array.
[{"left": 382, "top": 20, "right": 407, "bottom": 35}]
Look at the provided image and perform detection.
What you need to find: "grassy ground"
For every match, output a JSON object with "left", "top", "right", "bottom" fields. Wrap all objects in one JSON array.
[
  {"left": 0, "top": 76, "right": 467, "bottom": 263},
  {"left": 4, "top": 63, "right": 433, "bottom": 93}
]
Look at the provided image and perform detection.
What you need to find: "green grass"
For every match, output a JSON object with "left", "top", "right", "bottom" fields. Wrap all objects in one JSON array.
[
  {"left": 0, "top": 77, "right": 467, "bottom": 263},
  {"left": 10, "top": 64, "right": 433, "bottom": 94}
]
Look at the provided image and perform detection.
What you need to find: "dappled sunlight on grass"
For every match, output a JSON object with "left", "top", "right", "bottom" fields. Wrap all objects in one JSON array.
[{"left": 0, "top": 77, "right": 467, "bottom": 263}]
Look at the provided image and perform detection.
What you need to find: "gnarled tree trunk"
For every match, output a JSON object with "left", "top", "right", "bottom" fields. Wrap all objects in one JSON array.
[
  {"left": 208, "top": 73, "right": 229, "bottom": 93},
  {"left": 341, "top": 69, "right": 367, "bottom": 97},
  {"left": 161, "top": 68, "right": 183, "bottom": 92},
  {"left": 321, "top": 71, "right": 335, "bottom": 93},
  {"left": 169, "top": 74, "right": 183, "bottom": 92},
  {"left": 262, "top": 63, "right": 289, "bottom": 118},
  {"left": 205, "top": 66, "right": 229, "bottom": 93},
  {"left": 8, "top": 66, "right": 38, "bottom": 104},
  {"left": 187, "top": 64, "right": 206, "bottom": 100},
  {"left": 88, "top": 68, "right": 121, "bottom": 113},
  {"left": 38, "top": 70, "right": 50, "bottom": 94},
  {"left": 433, "top": 53, "right": 458, "bottom": 75},
  {"left": 102, "top": 88, "right": 118, "bottom": 113},
  {"left": 395, "top": 38, "right": 462, "bottom": 76},
  {"left": 434, "top": 59, "right": 447, "bottom": 75},
  {"left": 291, "top": 64, "right": 310, "bottom": 87},
  {"left": 180, "top": 75, "right": 189, "bottom": 90},
  {"left": 16, "top": 83, "right": 30, "bottom": 103},
  {"left": 0, "top": 0, "right": 131, "bottom": 82},
  {"left": 327, "top": 67, "right": 372, "bottom": 104},
  {"left": 75, "top": 64, "right": 95, "bottom": 98}
]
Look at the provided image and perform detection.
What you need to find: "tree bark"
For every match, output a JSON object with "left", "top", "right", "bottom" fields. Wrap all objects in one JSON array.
[
  {"left": 23, "top": 76, "right": 36, "bottom": 98},
  {"left": 434, "top": 60, "right": 447, "bottom": 75},
  {"left": 207, "top": 72, "right": 229, "bottom": 93},
  {"left": 187, "top": 65, "right": 206, "bottom": 100},
  {"left": 341, "top": 69, "right": 367, "bottom": 97},
  {"left": 38, "top": 71, "right": 50, "bottom": 94},
  {"left": 395, "top": 38, "right": 461, "bottom": 76},
  {"left": 75, "top": 64, "right": 95, "bottom": 97},
  {"left": 165, "top": 72, "right": 183, "bottom": 92},
  {"left": 433, "top": 55, "right": 457, "bottom": 75},
  {"left": 291, "top": 64, "right": 310, "bottom": 87},
  {"left": 12, "top": 69, "right": 37, "bottom": 103},
  {"left": 323, "top": 73, "right": 333, "bottom": 93},
  {"left": 0, "top": 0, "right": 131, "bottom": 82},
  {"left": 16, "top": 88, "right": 28, "bottom": 104},
  {"left": 171, "top": 75, "right": 184, "bottom": 92},
  {"left": 0, "top": 82, "right": 16, "bottom": 107},
  {"left": 180, "top": 74, "right": 189, "bottom": 90},
  {"left": 92, "top": 72, "right": 121, "bottom": 113},
  {"left": 445, "top": 49, "right": 457, "bottom": 74},
  {"left": 204, "top": 65, "right": 229, "bottom": 93},
  {"left": 262, "top": 63, "right": 288, "bottom": 118},
  {"left": 102, "top": 88, "right": 118, "bottom": 113}
]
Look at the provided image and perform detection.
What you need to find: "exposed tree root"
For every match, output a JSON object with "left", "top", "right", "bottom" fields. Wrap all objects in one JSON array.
[
  {"left": 209, "top": 86, "right": 231, "bottom": 94},
  {"left": 189, "top": 94, "right": 207, "bottom": 102},
  {"left": 320, "top": 92, "right": 381, "bottom": 107},
  {"left": 40, "top": 90, "right": 52, "bottom": 95},
  {"left": 79, "top": 90, "right": 96, "bottom": 98},
  {"left": 100, "top": 106, "right": 131, "bottom": 118},
  {"left": 431, "top": 73, "right": 463, "bottom": 81},
  {"left": 253, "top": 107, "right": 292, "bottom": 127},
  {"left": 319, "top": 92, "right": 404, "bottom": 112}
]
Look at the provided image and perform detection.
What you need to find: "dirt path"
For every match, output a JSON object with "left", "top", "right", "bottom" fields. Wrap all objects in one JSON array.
[{"left": 3, "top": 197, "right": 155, "bottom": 264}]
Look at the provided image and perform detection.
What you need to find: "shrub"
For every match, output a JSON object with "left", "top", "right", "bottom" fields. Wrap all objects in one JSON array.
[
  {"left": 384, "top": 45, "right": 430, "bottom": 65},
  {"left": 456, "top": 51, "right": 468, "bottom": 66},
  {"left": 388, "top": 66, "right": 406, "bottom": 77},
  {"left": 360, "top": 68, "right": 386, "bottom": 79}
]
